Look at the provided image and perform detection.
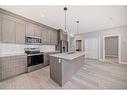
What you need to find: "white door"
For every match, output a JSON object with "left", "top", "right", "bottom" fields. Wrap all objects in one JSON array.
[{"left": 85, "top": 37, "right": 99, "bottom": 59}]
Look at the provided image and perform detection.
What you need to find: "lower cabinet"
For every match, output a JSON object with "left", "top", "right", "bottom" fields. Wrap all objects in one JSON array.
[
  {"left": 0, "top": 55, "right": 27, "bottom": 80},
  {"left": 44, "top": 53, "right": 50, "bottom": 66},
  {"left": 44, "top": 52, "right": 60, "bottom": 66}
]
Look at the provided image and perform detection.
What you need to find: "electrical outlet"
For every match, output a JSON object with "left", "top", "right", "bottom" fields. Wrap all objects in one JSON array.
[{"left": 59, "top": 59, "right": 61, "bottom": 63}]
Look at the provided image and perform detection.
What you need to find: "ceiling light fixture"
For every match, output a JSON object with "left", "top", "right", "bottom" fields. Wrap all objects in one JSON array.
[
  {"left": 63, "top": 7, "right": 67, "bottom": 33},
  {"left": 41, "top": 14, "right": 45, "bottom": 18}
]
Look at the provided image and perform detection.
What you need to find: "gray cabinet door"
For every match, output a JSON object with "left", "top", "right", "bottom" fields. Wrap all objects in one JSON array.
[
  {"left": 34, "top": 25, "right": 42, "bottom": 37},
  {"left": 26, "top": 22, "right": 35, "bottom": 36},
  {"left": 46, "top": 30, "right": 58, "bottom": 45},
  {"left": 51, "top": 30, "right": 58, "bottom": 45},
  {"left": 15, "top": 21, "right": 26, "bottom": 44},
  {"left": 0, "top": 55, "right": 27, "bottom": 80},
  {"left": 49, "top": 30, "right": 54, "bottom": 45},
  {"left": 2, "top": 15, "right": 16, "bottom": 43},
  {"left": 41, "top": 28, "right": 50, "bottom": 45},
  {"left": 46, "top": 30, "right": 51, "bottom": 44},
  {"left": 59, "top": 29, "right": 67, "bottom": 41},
  {"left": 44, "top": 53, "right": 50, "bottom": 65},
  {"left": 41, "top": 28, "right": 58, "bottom": 45},
  {"left": 0, "top": 14, "right": 1, "bottom": 42},
  {"left": 41, "top": 27, "right": 46, "bottom": 44}
]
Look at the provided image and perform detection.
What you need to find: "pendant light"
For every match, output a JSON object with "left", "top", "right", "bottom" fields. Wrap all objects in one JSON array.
[
  {"left": 63, "top": 7, "right": 67, "bottom": 33},
  {"left": 76, "top": 21, "right": 79, "bottom": 35}
]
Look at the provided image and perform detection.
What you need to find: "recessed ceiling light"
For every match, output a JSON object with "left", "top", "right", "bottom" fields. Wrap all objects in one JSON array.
[{"left": 41, "top": 14, "right": 45, "bottom": 18}]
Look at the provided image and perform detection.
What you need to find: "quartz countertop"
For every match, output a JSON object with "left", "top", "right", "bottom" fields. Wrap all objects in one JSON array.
[
  {"left": 0, "top": 53, "right": 27, "bottom": 57},
  {"left": 43, "top": 50, "right": 60, "bottom": 53},
  {"left": 50, "top": 52, "right": 85, "bottom": 60}
]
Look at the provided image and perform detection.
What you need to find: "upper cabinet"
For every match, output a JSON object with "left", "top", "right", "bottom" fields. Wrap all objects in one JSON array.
[
  {"left": 26, "top": 23, "right": 42, "bottom": 37},
  {"left": 50, "top": 30, "right": 58, "bottom": 45},
  {"left": 41, "top": 27, "right": 47, "bottom": 45},
  {"left": 2, "top": 15, "right": 16, "bottom": 43},
  {"left": 26, "top": 22, "right": 35, "bottom": 36},
  {"left": 0, "top": 9, "right": 58, "bottom": 45},
  {"left": 41, "top": 29, "right": 51, "bottom": 45},
  {"left": 34, "top": 25, "right": 42, "bottom": 37},
  {"left": 41, "top": 29, "right": 58, "bottom": 45},
  {"left": 15, "top": 20, "right": 26, "bottom": 44},
  {"left": 0, "top": 14, "right": 2, "bottom": 42},
  {"left": 1, "top": 14, "right": 26, "bottom": 44},
  {"left": 58, "top": 29, "right": 67, "bottom": 41}
]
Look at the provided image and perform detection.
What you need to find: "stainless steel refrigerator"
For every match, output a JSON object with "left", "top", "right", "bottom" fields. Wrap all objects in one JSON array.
[{"left": 59, "top": 40, "right": 68, "bottom": 53}]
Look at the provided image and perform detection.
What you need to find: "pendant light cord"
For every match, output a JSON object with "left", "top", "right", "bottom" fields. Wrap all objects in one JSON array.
[
  {"left": 65, "top": 10, "right": 66, "bottom": 31},
  {"left": 64, "top": 7, "right": 67, "bottom": 32}
]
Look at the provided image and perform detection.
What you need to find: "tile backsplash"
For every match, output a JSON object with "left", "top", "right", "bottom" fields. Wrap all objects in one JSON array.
[{"left": 0, "top": 43, "right": 55, "bottom": 54}]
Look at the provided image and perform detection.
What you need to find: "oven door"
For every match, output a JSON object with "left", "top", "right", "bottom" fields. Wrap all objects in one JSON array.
[{"left": 27, "top": 54, "right": 44, "bottom": 67}]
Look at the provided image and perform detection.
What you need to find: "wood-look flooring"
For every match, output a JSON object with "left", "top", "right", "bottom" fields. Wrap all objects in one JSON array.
[{"left": 0, "top": 59, "right": 127, "bottom": 89}]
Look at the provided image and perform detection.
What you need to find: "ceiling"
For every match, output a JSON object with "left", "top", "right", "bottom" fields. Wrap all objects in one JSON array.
[{"left": 0, "top": 6, "right": 127, "bottom": 34}]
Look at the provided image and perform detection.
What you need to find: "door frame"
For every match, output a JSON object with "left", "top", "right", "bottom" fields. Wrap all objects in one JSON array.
[
  {"left": 103, "top": 34, "right": 121, "bottom": 63},
  {"left": 74, "top": 36, "right": 84, "bottom": 52}
]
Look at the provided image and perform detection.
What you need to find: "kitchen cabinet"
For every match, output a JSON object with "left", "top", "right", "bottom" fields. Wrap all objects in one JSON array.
[
  {"left": 59, "top": 29, "right": 67, "bottom": 41},
  {"left": 50, "top": 30, "right": 58, "bottom": 45},
  {"left": 0, "top": 55, "right": 27, "bottom": 80},
  {"left": 0, "top": 9, "right": 58, "bottom": 45},
  {"left": 44, "top": 53, "right": 50, "bottom": 66},
  {"left": 46, "top": 30, "right": 51, "bottom": 44},
  {"left": 41, "top": 28, "right": 51, "bottom": 45},
  {"left": 41, "top": 28, "right": 58, "bottom": 45},
  {"left": 34, "top": 25, "right": 42, "bottom": 37},
  {"left": 26, "top": 22, "right": 35, "bottom": 36},
  {"left": 0, "top": 14, "right": 1, "bottom": 42},
  {"left": 53, "top": 30, "right": 58, "bottom": 45},
  {"left": 26, "top": 23, "right": 42, "bottom": 37},
  {"left": 2, "top": 15, "right": 16, "bottom": 43},
  {"left": 41, "top": 27, "right": 47, "bottom": 44},
  {"left": 15, "top": 21, "right": 26, "bottom": 44},
  {"left": 44, "top": 51, "right": 60, "bottom": 65}
]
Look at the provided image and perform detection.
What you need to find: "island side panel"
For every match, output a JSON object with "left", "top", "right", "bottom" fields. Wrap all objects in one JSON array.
[
  {"left": 50, "top": 56, "right": 62, "bottom": 86},
  {"left": 62, "top": 55, "right": 85, "bottom": 86}
]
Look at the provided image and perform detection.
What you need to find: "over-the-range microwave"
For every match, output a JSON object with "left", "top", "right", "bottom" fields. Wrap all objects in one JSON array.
[{"left": 25, "top": 36, "right": 41, "bottom": 44}]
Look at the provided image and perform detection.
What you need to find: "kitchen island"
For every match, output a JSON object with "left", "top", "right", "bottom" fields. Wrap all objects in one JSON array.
[{"left": 49, "top": 52, "right": 85, "bottom": 86}]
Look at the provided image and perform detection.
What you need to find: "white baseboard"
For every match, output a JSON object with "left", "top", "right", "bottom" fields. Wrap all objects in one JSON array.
[
  {"left": 120, "top": 62, "right": 127, "bottom": 64},
  {"left": 105, "top": 55, "right": 118, "bottom": 58},
  {"left": 99, "top": 59, "right": 127, "bottom": 64}
]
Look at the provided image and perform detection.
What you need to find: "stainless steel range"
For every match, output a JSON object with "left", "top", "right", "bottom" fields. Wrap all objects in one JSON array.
[{"left": 24, "top": 48, "right": 44, "bottom": 72}]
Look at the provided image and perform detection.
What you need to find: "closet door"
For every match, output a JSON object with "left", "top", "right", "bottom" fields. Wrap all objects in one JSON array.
[{"left": 85, "top": 37, "right": 99, "bottom": 59}]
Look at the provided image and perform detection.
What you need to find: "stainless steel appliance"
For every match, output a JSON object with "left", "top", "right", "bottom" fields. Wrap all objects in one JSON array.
[
  {"left": 25, "top": 48, "right": 44, "bottom": 72},
  {"left": 59, "top": 40, "right": 68, "bottom": 53},
  {"left": 25, "top": 36, "right": 41, "bottom": 44}
]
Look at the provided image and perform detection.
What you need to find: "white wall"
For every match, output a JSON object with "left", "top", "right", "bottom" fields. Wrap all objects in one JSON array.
[
  {"left": 80, "top": 25, "right": 127, "bottom": 63},
  {"left": 0, "top": 43, "right": 55, "bottom": 54}
]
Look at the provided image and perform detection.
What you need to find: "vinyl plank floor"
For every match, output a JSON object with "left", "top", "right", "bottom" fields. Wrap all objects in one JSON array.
[{"left": 0, "top": 59, "right": 127, "bottom": 89}]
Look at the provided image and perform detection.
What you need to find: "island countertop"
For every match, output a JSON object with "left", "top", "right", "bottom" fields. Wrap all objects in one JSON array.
[
  {"left": 50, "top": 52, "right": 85, "bottom": 60},
  {"left": 50, "top": 51, "right": 85, "bottom": 86}
]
